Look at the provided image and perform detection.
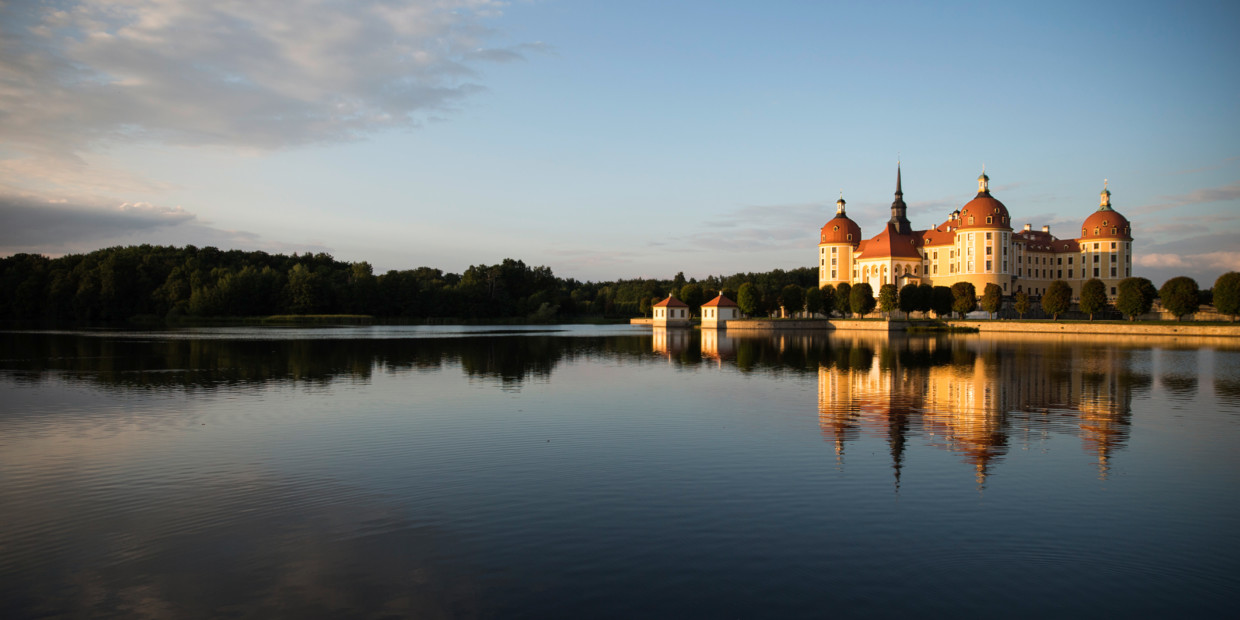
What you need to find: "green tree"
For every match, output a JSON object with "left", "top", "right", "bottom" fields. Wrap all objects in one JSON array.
[
  {"left": 836, "top": 283, "right": 852, "bottom": 317},
  {"left": 878, "top": 283, "right": 898, "bottom": 318},
  {"left": 680, "top": 284, "right": 704, "bottom": 317},
  {"left": 819, "top": 285, "right": 837, "bottom": 317},
  {"left": 639, "top": 296, "right": 652, "bottom": 318},
  {"left": 779, "top": 284, "right": 804, "bottom": 317},
  {"left": 1116, "top": 277, "right": 1157, "bottom": 321},
  {"left": 1079, "top": 278, "right": 1108, "bottom": 321},
  {"left": 737, "top": 282, "right": 760, "bottom": 316},
  {"left": 950, "top": 281, "right": 977, "bottom": 318},
  {"left": 931, "top": 286, "right": 954, "bottom": 318},
  {"left": 850, "top": 282, "right": 876, "bottom": 317},
  {"left": 1213, "top": 272, "right": 1240, "bottom": 321},
  {"left": 980, "top": 283, "right": 1003, "bottom": 318},
  {"left": 1042, "top": 280, "right": 1072, "bottom": 320},
  {"left": 804, "top": 286, "right": 824, "bottom": 317},
  {"left": 898, "top": 283, "right": 919, "bottom": 317},
  {"left": 1013, "top": 290, "right": 1031, "bottom": 318},
  {"left": 916, "top": 283, "right": 933, "bottom": 318},
  {"left": 1159, "top": 276, "right": 1200, "bottom": 321}
]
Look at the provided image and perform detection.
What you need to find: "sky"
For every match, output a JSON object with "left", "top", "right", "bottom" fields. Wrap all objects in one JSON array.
[{"left": 1, "top": 0, "right": 1238, "bottom": 286}]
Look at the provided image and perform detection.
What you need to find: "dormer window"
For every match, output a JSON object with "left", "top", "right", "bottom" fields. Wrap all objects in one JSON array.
[
  {"left": 1111, "top": 227, "right": 1117, "bottom": 235},
  {"left": 969, "top": 216, "right": 975, "bottom": 224},
  {"left": 1102, "top": 220, "right": 1108, "bottom": 226},
  {"left": 1094, "top": 227, "right": 1100, "bottom": 235},
  {"left": 986, "top": 216, "right": 993, "bottom": 224},
  {"left": 847, "top": 234, "right": 853, "bottom": 241},
  {"left": 833, "top": 225, "right": 839, "bottom": 231}
]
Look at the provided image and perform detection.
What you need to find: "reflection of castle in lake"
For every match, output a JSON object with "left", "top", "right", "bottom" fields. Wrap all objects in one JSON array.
[{"left": 814, "top": 336, "right": 1143, "bottom": 484}]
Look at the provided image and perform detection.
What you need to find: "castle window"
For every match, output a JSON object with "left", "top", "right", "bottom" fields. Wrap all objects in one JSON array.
[
  {"left": 847, "top": 234, "right": 852, "bottom": 241},
  {"left": 1094, "top": 227, "right": 1100, "bottom": 235},
  {"left": 970, "top": 216, "right": 975, "bottom": 224},
  {"left": 1111, "top": 228, "right": 1117, "bottom": 235},
  {"left": 833, "top": 225, "right": 839, "bottom": 231},
  {"left": 1102, "top": 220, "right": 1108, "bottom": 226},
  {"left": 987, "top": 216, "right": 993, "bottom": 224},
  {"left": 1094, "top": 267, "right": 1100, "bottom": 277},
  {"left": 1082, "top": 228, "right": 1087, "bottom": 236},
  {"left": 986, "top": 260, "right": 992, "bottom": 272},
  {"left": 1111, "top": 242, "right": 1116, "bottom": 250},
  {"left": 1111, "top": 267, "right": 1117, "bottom": 277}
]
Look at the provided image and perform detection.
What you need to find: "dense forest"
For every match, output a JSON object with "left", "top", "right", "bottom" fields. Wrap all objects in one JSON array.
[{"left": 0, "top": 245, "right": 817, "bottom": 322}]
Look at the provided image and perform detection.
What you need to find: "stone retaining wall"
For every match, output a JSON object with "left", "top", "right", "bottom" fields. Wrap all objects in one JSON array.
[
  {"left": 946, "top": 320, "right": 1240, "bottom": 337},
  {"left": 723, "top": 319, "right": 905, "bottom": 332}
]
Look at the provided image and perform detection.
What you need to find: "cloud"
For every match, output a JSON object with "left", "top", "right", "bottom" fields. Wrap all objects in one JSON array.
[
  {"left": 1137, "top": 252, "right": 1240, "bottom": 271},
  {"left": 1131, "top": 182, "right": 1240, "bottom": 215},
  {"left": 1133, "top": 232, "right": 1240, "bottom": 286},
  {"left": 0, "top": 192, "right": 331, "bottom": 256},
  {"left": 0, "top": 193, "right": 195, "bottom": 246},
  {"left": 0, "top": 0, "right": 528, "bottom": 156}
]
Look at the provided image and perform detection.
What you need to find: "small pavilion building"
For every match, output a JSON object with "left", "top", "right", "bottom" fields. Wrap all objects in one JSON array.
[
  {"left": 701, "top": 294, "right": 740, "bottom": 329},
  {"left": 652, "top": 295, "right": 691, "bottom": 327}
]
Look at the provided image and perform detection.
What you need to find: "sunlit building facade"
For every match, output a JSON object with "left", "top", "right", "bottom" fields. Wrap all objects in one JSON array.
[{"left": 818, "top": 166, "right": 1135, "bottom": 299}]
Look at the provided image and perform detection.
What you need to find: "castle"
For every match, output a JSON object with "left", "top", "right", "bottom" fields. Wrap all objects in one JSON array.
[{"left": 818, "top": 166, "right": 1134, "bottom": 299}]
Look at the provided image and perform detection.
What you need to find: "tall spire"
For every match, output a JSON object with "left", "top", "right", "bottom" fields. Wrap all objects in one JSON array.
[{"left": 889, "top": 161, "right": 910, "bottom": 233}]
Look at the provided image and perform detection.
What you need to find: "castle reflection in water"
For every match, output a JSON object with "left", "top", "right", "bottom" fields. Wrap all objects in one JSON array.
[{"left": 653, "top": 328, "right": 1180, "bottom": 485}]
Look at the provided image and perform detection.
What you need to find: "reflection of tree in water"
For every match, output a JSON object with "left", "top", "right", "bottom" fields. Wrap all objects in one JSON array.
[
  {"left": 1215, "top": 378, "right": 1240, "bottom": 407},
  {"left": 0, "top": 332, "right": 653, "bottom": 393}
]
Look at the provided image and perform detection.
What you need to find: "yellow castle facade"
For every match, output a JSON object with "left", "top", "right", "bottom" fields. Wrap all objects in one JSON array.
[{"left": 818, "top": 166, "right": 1134, "bottom": 299}]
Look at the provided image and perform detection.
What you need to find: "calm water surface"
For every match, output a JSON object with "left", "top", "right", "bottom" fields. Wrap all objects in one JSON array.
[{"left": 1, "top": 325, "right": 1238, "bottom": 618}]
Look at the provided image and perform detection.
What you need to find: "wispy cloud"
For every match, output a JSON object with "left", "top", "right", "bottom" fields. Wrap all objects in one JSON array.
[
  {"left": 0, "top": 0, "right": 529, "bottom": 156},
  {"left": 0, "top": 192, "right": 329, "bottom": 256},
  {"left": 1131, "top": 182, "right": 1240, "bottom": 215}
]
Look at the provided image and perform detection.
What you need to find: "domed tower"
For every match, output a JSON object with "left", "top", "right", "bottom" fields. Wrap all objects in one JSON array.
[
  {"left": 819, "top": 193, "right": 862, "bottom": 289},
  {"left": 952, "top": 168, "right": 1014, "bottom": 293},
  {"left": 1078, "top": 181, "right": 1133, "bottom": 298}
]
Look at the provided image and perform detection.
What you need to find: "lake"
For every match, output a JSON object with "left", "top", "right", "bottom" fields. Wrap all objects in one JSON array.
[{"left": 1, "top": 325, "right": 1237, "bottom": 618}]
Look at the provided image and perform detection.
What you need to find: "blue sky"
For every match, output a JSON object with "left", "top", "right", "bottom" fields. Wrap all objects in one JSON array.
[{"left": 1, "top": 0, "right": 1237, "bottom": 286}]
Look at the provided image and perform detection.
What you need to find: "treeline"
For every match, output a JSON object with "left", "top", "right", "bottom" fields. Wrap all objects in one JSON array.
[{"left": 0, "top": 245, "right": 816, "bottom": 322}]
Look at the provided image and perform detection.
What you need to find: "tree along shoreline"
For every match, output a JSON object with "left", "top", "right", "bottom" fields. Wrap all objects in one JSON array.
[
  {"left": 2, "top": 245, "right": 1236, "bottom": 324},
  {"left": 0, "top": 245, "right": 816, "bottom": 323}
]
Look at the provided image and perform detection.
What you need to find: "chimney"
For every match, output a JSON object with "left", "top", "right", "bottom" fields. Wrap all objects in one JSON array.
[
  {"left": 1042, "top": 225, "right": 1050, "bottom": 234},
  {"left": 1023, "top": 223, "right": 1032, "bottom": 232}
]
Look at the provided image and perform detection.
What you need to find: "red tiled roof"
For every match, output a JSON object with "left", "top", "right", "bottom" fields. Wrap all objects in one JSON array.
[
  {"left": 653, "top": 296, "right": 688, "bottom": 308},
  {"left": 918, "top": 220, "right": 956, "bottom": 246},
  {"left": 1080, "top": 209, "right": 1133, "bottom": 241},
  {"left": 957, "top": 194, "right": 1012, "bottom": 230},
  {"left": 857, "top": 222, "right": 922, "bottom": 259},
  {"left": 702, "top": 294, "right": 738, "bottom": 307},
  {"left": 820, "top": 214, "right": 862, "bottom": 245}
]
